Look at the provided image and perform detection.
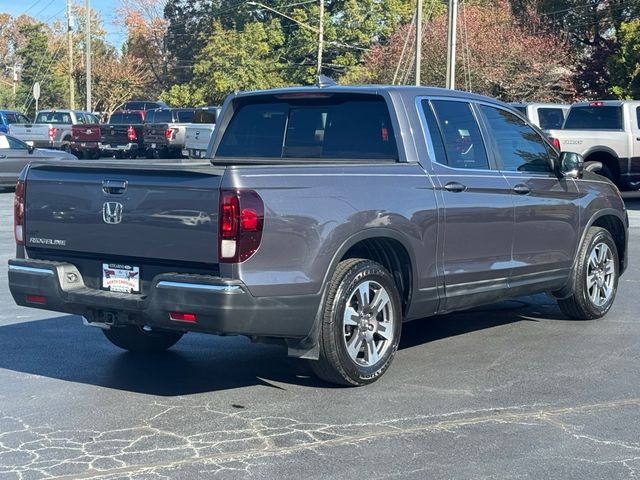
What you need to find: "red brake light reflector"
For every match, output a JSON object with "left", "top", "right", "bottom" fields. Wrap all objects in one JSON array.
[
  {"left": 550, "top": 137, "right": 561, "bottom": 151},
  {"left": 14, "top": 180, "right": 25, "bottom": 245},
  {"left": 170, "top": 312, "right": 197, "bottom": 323},
  {"left": 48, "top": 127, "right": 56, "bottom": 139},
  {"left": 241, "top": 208, "right": 259, "bottom": 231},
  {"left": 26, "top": 295, "right": 47, "bottom": 305},
  {"left": 127, "top": 126, "right": 137, "bottom": 142}
]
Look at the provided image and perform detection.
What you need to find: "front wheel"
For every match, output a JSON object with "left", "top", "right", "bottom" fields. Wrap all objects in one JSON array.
[
  {"left": 310, "top": 259, "right": 403, "bottom": 386},
  {"left": 557, "top": 227, "right": 619, "bottom": 320},
  {"left": 103, "top": 325, "right": 183, "bottom": 353}
]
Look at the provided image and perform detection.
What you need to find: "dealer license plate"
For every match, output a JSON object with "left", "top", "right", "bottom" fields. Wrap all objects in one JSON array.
[{"left": 102, "top": 264, "right": 140, "bottom": 293}]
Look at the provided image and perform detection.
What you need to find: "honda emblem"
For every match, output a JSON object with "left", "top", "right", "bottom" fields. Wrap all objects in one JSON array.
[{"left": 102, "top": 202, "right": 123, "bottom": 224}]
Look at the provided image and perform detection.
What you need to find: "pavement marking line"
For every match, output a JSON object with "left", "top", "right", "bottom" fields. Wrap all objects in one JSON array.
[{"left": 48, "top": 397, "right": 640, "bottom": 480}]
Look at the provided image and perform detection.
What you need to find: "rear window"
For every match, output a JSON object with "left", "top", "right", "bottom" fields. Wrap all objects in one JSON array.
[
  {"left": 35, "top": 112, "right": 72, "bottom": 124},
  {"left": 564, "top": 106, "right": 623, "bottom": 130},
  {"left": 537, "top": 108, "right": 566, "bottom": 130},
  {"left": 176, "top": 110, "right": 195, "bottom": 123},
  {"left": 109, "top": 112, "right": 144, "bottom": 124},
  {"left": 193, "top": 109, "right": 217, "bottom": 123},
  {"left": 153, "top": 110, "right": 172, "bottom": 123},
  {"left": 216, "top": 95, "right": 398, "bottom": 160}
]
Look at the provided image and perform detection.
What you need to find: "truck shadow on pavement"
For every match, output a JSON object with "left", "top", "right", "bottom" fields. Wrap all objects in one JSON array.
[{"left": 0, "top": 295, "right": 566, "bottom": 395}]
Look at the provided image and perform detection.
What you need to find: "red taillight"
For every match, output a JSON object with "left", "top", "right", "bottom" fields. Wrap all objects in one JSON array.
[
  {"left": 170, "top": 312, "right": 197, "bottom": 323},
  {"left": 550, "top": 137, "right": 561, "bottom": 151},
  {"left": 165, "top": 128, "right": 176, "bottom": 140},
  {"left": 26, "top": 295, "right": 46, "bottom": 305},
  {"left": 127, "top": 126, "right": 138, "bottom": 142},
  {"left": 589, "top": 101, "right": 604, "bottom": 107},
  {"left": 219, "top": 190, "right": 264, "bottom": 263},
  {"left": 14, "top": 180, "right": 25, "bottom": 245},
  {"left": 48, "top": 127, "right": 56, "bottom": 139}
]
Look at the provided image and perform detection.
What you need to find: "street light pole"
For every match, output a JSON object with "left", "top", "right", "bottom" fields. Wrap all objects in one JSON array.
[
  {"left": 316, "top": 0, "right": 324, "bottom": 77},
  {"left": 415, "top": 0, "right": 422, "bottom": 86},
  {"left": 445, "top": 0, "right": 459, "bottom": 89},
  {"left": 67, "top": 0, "right": 75, "bottom": 109},
  {"left": 86, "top": 0, "right": 92, "bottom": 112}
]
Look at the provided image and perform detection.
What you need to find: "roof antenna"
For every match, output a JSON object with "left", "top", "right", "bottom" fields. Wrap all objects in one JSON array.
[{"left": 316, "top": 75, "right": 337, "bottom": 88}]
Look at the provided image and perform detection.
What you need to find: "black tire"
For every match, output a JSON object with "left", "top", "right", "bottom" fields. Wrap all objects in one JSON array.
[
  {"left": 619, "top": 180, "right": 640, "bottom": 192},
  {"left": 103, "top": 325, "right": 183, "bottom": 353},
  {"left": 310, "top": 259, "right": 403, "bottom": 386},
  {"left": 558, "top": 227, "right": 619, "bottom": 320},
  {"left": 584, "top": 161, "right": 613, "bottom": 181},
  {"left": 61, "top": 139, "right": 72, "bottom": 153}
]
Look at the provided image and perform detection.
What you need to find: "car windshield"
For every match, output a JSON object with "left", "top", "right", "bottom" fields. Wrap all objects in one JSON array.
[
  {"left": 216, "top": 94, "right": 398, "bottom": 160},
  {"left": 35, "top": 112, "right": 72, "bottom": 124},
  {"left": 563, "top": 106, "right": 623, "bottom": 130}
]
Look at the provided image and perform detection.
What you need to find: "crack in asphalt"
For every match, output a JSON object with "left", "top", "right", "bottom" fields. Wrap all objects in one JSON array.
[{"left": 1, "top": 398, "right": 639, "bottom": 479}]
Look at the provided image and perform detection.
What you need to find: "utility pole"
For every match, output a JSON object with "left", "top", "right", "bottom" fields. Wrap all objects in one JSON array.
[
  {"left": 316, "top": 0, "right": 324, "bottom": 77},
  {"left": 12, "top": 64, "right": 17, "bottom": 96},
  {"left": 445, "top": 0, "right": 459, "bottom": 90},
  {"left": 67, "top": 0, "right": 75, "bottom": 109},
  {"left": 415, "top": 0, "right": 422, "bottom": 86},
  {"left": 86, "top": 0, "right": 92, "bottom": 112}
]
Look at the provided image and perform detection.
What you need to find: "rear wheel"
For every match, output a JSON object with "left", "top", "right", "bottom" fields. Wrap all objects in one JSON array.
[
  {"left": 103, "top": 325, "right": 183, "bottom": 353},
  {"left": 557, "top": 227, "right": 619, "bottom": 320},
  {"left": 310, "top": 259, "right": 402, "bottom": 386}
]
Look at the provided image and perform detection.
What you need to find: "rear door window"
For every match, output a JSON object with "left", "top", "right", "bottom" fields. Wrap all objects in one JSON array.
[
  {"left": 537, "top": 108, "right": 565, "bottom": 130},
  {"left": 564, "top": 106, "right": 623, "bottom": 130},
  {"left": 428, "top": 100, "right": 489, "bottom": 170},
  {"left": 216, "top": 95, "right": 398, "bottom": 160},
  {"left": 480, "top": 105, "right": 552, "bottom": 173},
  {"left": 4, "top": 113, "right": 17, "bottom": 124}
]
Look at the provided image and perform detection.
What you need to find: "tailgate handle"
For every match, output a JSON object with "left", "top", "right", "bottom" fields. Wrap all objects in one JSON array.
[{"left": 102, "top": 180, "right": 128, "bottom": 195}]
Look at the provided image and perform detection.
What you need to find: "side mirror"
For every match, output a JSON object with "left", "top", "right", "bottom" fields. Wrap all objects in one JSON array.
[
  {"left": 26, "top": 144, "right": 35, "bottom": 154},
  {"left": 559, "top": 152, "right": 583, "bottom": 179}
]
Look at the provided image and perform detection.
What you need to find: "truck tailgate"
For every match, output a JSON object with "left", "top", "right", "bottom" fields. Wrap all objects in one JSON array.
[
  {"left": 186, "top": 125, "right": 215, "bottom": 151},
  {"left": 101, "top": 125, "right": 132, "bottom": 145},
  {"left": 24, "top": 162, "right": 224, "bottom": 266},
  {"left": 72, "top": 124, "right": 101, "bottom": 142},
  {"left": 9, "top": 124, "right": 50, "bottom": 142}
]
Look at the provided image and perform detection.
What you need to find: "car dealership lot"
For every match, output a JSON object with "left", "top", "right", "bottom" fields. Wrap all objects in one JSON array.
[{"left": 0, "top": 190, "right": 639, "bottom": 479}]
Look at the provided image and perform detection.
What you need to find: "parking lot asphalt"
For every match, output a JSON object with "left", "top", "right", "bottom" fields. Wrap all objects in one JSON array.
[{"left": 0, "top": 190, "right": 639, "bottom": 479}]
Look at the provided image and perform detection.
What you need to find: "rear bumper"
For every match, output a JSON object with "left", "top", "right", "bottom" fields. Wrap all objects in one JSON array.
[
  {"left": 8, "top": 259, "right": 319, "bottom": 340},
  {"left": 99, "top": 142, "right": 139, "bottom": 152},
  {"left": 71, "top": 141, "right": 99, "bottom": 151},
  {"left": 29, "top": 140, "right": 61, "bottom": 149}
]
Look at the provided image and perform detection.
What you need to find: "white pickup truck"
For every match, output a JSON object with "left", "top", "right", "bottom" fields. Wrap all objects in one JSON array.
[
  {"left": 183, "top": 107, "right": 220, "bottom": 158},
  {"left": 509, "top": 103, "right": 569, "bottom": 134},
  {"left": 9, "top": 110, "right": 96, "bottom": 152},
  {"left": 548, "top": 100, "right": 640, "bottom": 190}
]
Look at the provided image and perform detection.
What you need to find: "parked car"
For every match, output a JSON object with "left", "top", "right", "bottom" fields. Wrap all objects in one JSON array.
[
  {"left": 70, "top": 113, "right": 102, "bottom": 159},
  {"left": 0, "top": 110, "right": 31, "bottom": 134},
  {"left": 99, "top": 110, "right": 147, "bottom": 159},
  {"left": 143, "top": 108, "right": 195, "bottom": 158},
  {"left": 9, "top": 110, "right": 95, "bottom": 152},
  {"left": 183, "top": 107, "right": 220, "bottom": 158},
  {"left": 509, "top": 103, "right": 569, "bottom": 134},
  {"left": 115, "top": 100, "right": 168, "bottom": 112},
  {"left": 548, "top": 100, "right": 640, "bottom": 190},
  {"left": 8, "top": 85, "right": 628, "bottom": 386},
  {"left": 0, "top": 133, "right": 76, "bottom": 187}
]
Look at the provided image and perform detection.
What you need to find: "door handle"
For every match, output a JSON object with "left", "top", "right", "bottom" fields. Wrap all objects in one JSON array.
[
  {"left": 444, "top": 182, "right": 467, "bottom": 193},
  {"left": 513, "top": 184, "right": 531, "bottom": 195},
  {"left": 102, "top": 179, "right": 128, "bottom": 195},
  {"left": 0, "top": 155, "right": 6, "bottom": 159}
]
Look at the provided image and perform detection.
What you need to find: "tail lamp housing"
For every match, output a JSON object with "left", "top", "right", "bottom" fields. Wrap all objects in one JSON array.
[
  {"left": 14, "top": 180, "right": 25, "bottom": 245},
  {"left": 48, "top": 127, "right": 56, "bottom": 140},
  {"left": 550, "top": 137, "right": 561, "bottom": 151},
  {"left": 219, "top": 189, "right": 264, "bottom": 263},
  {"left": 165, "top": 128, "right": 177, "bottom": 140},
  {"left": 127, "top": 126, "right": 138, "bottom": 142}
]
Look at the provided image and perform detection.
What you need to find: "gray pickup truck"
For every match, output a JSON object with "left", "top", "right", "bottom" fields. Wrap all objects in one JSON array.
[{"left": 8, "top": 86, "right": 628, "bottom": 386}]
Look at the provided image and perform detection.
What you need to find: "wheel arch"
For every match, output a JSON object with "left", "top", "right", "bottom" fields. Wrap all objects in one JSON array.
[{"left": 583, "top": 148, "right": 621, "bottom": 180}]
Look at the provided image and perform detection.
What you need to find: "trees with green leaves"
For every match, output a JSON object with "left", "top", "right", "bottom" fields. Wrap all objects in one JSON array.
[{"left": 610, "top": 19, "right": 640, "bottom": 99}]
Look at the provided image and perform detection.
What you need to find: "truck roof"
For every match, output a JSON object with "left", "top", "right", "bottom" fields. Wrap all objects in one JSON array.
[
  {"left": 231, "top": 85, "right": 510, "bottom": 107},
  {"left": 508, "top": 102, "right": 569, "bottom": 108},
  {"left": 571, "top": 100, "right": 640, "bottom": 108}
]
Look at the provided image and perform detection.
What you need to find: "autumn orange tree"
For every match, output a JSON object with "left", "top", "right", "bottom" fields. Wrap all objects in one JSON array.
[{"left": 353, "top": 0, "right": 575, "bottom": 102}]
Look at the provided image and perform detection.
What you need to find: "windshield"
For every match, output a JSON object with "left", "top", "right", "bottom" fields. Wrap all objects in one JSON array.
[
  {"left": 35, "top": 112, "right": 72, "bottom": 124},
  {"left": 564, "top": 106, "right": 623, "bottom": 130},
  {"left": 216, "top": 94, "right": 398, "bottom": 160}
]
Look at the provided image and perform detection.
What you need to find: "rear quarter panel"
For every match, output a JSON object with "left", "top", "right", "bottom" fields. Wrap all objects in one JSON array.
[{"left": 223, "top": 163, "right": 439, "bottom": 317}]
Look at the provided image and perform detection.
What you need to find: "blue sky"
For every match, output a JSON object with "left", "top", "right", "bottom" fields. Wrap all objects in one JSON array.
[{"left": 0, "top": 0, "right": 126, "bottom": 47}]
